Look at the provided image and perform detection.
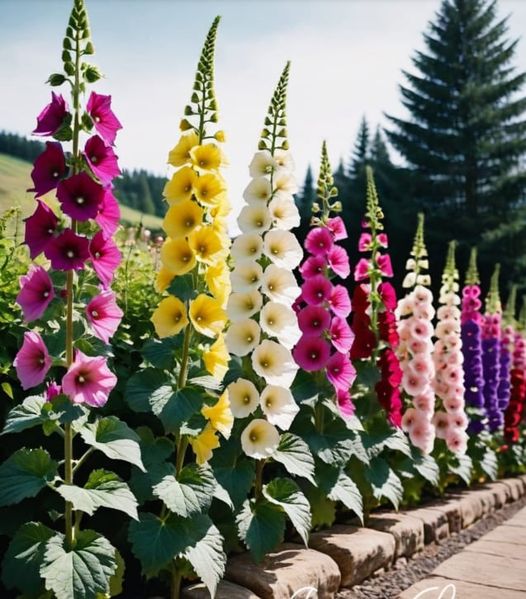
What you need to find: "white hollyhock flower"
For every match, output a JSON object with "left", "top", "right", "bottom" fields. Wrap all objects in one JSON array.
[
  {"left": 260, "top": 385, "right": 299, "bottom": 430},
  {"left": 238, "top": 204, "right": 271, "bottom": 234},
  {"left": 273, "top": 172, "right": 298, "bottom": 199},
  {"left": 230, "top": 262, "right": 264, "bottom": 292},
  {"left": 268, "top": 195, "right": 300, "bottom": 230},
  {"left": 260, "top": 301, "right": 301, "bottom": 349},
  {"left": 402, "top": 272, "right": 417, "bottom": 288},
  {"left": 261, "top": 264, "right": 301, "bottom": 306},
  {"left": 227, "top": 290, "right": 263, "bottom": 321},
  {"left": 417, "top": 274, "right": 431, "bottom": 286},
  {"left": 263, "top": 230, "right": 303, "bottom": 270},
  {"left": 231, "top": 233, "right": 264, "bottom": 263},
  {"left": 243, "top": 177, "right": 272, "bottom": 205},
  {"left": 241, "top": 418, "right": 280, "bottom": 459},
  {"left": 227, "top": 378, "right": 260, "bottom": 418},
  {"left": 273, "top": 149, "right": 295, "bottom": 174},
  {"left": 248, "top": 151, "right": 276, "bottom": 178},
  {"left": 226, "top": 319, "right": 261, "bottom": 357},
  {"left": 251, "top": 339, "right": 298, "bottom": 387}
]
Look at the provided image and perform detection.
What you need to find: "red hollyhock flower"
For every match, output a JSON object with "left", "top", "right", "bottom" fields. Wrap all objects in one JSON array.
[
  {"left": 379, "top": 282, "right": 397, "bottom": 311},
  {"left": 378, "top": 310, "right": 399, "bottom": 349},
  {"left": 30, "top": 142, "right": 67, "bottom": 197},
  {"left": 350, "top": 313, "right": 376, "bottom": 360},
  {"left": 24, "top": 200, "right": 59, "bottom": 259},
  {"left": 352, "top": 284, "right": 370, "bottom": 313}
]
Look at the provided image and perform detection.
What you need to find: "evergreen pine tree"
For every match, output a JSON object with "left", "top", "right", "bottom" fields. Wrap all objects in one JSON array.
[
  {"left": 348, "top": 116, "right": 370, "bottom": 202},
  {"left": 294, "top": 164, "right": 316, "bottom": 244},
  {"left": 138, "top": 172, "right": 156, "bottom": 215}
]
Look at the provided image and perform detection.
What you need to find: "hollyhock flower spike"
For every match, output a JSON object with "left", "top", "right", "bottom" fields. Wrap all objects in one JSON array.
[
  {"left": 504, "top": 293, "right": 526, "bottom": 443},
  {"left": 30, "top": 141, "right": 67, "bottom": 197}
]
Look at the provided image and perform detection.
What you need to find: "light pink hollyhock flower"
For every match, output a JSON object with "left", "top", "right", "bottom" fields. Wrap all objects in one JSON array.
[
  {"left": 402, "top": 371, "right": 428, "bottom": 396},
  {"left": 413, "top": 391, "right": 435, "bottom": 414},
  {"left": 443, "top": 334, "right": 461, "bottom": 351},
  {"left": 443, "top": 396, "right": 464, "bottom": 412},
  {"left": 86, "top": 291, "right": 124, "bottom": 344},
  {"left": 299, "top": 255, "right": 326, "bottom": 278},
  {"left": 398, "top": 320, "right": 411, "bottom": 342},
  {"left": 413, "top": 285, "right": 433, "bottom": 305},
  {"left": 397, "top": 295, "right": 416, "bottom": 317},
  {"left": 401, "top": 407, "right": 418, "bottom": 432},
  {"left": 327, "top": 245, "right": 350, "bottom": 278},
  {"left": 408, "top": 337, "right": 433, "bottom": 354},
  {"left": 326, "top": 352, "right": 356, "bottom": 390},
  {"left": 376, "top": 253, "right": 393, "bottom": 277},
  {"left": 337, "top": 388, "right": 355, "bottom": 418},
  {"left": 408, "top": 318, "right": 434, "bottom": 342},
  {"left": 89, "top": 231, "right": 121, "bottom": 288},
  {"left": 437, "top": 305, "right": 460, "bottom": 321},
  {"left": 17, "top": 265, "right": 55, "bottom": 322},
  {"left": 444, "top": 365, "right": 463, "bottom": 386},
  {"left": 445, "top": 428, "right": 468, "bottom": 454},
  {"left": 447, "top": 351, "right": 463, "bottom": 366},
  {"left": 413, "top": 303, "right": 435, "bottom": 320},
  {"left": 448, "top": 411, "right": 468, "bottom": 430},
  {"left": 358, "top": 232, "right": 372, "bottom": 252},
  {"left": 305, "top": 227, "right": 333, "bottom": 256},
  {"left": 435, "top": 319, "right": 458, "bottom": 339},
  {"left": 432, "top": 411, "right": 450, "bottom": 439},
  {"left": 328, "top": 285, "right": 352, "bottom": 318},
  {"left": 14, "top": 331, "right": 52, "bottom": 390},
  {"left": 330, "top": 317, "right": 355, "bottom": 353},
  {"left": 377, "top": 233, "right": 388, "bottom": 247},
  {"left": 62, "top": 350, "right": 117, "bottom": 407},
  {"left": 354, "top": 258, "right": 370, "bottom": 282},
  {"left": 409, "top": 420, "right": 435, "bottom": 454},
  {"left": 96, "top": 189, "right": 121, "bottom": 239},
  {"left": 326, "top": 216, "right": 347, "bottom": 241},
  {"left": 408, "top": 355, "right": 434, "bottom": 377}
]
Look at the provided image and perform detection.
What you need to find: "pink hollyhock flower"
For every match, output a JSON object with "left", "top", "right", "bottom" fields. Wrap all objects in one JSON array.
[
  {"left": 305, "top": 227, "right": 333, "bottom": 256},
  {"left": 45, "top": 229, "right": 90, "bottom": 271},
  {"left": 444, "top": 365, "right": 463, "bottom": 386},
  {"left": 432, "top": 411, "right": 450, "bottom": 439},
  {"left": 33, "top": 92, "right": 68, "bottom": 136},
  {"left": 379, "top": 282, "right": 397, "bottom": 310},
  {"left": 401, "top": 407, "right": 418, "bottom": 432},
  {"left": 89, "top": 231, "right": 121, "bottom": 288},
  {"left": 84, "top": 135, "right": 121, "bottom": 184},
  {"left": 358, "top": 232, "right": 372, "bottom": 252},
  {"left": 408, "top": 337, "right": 433, "bottom": 354},
  {"left": 413, "top": 391, "right": 434, "bottom": 414},
  {"left": 443, "top": 396, "right": 463, "bottom": 412},
  {"left": 414, "top": 303, "right": 435, "bottom": 320},
  {"left": 448, "top": 411, "right": 468, "bottom": 430},
  {"left": 24, "top": 200, "right": 59, "bottom": 259},
  {"left": 16, "top": 265, "right": 54, "bottom": 321},
  {"left": 414, "top": 286, "right": 433, "bottom": 305},
  {"left": 330, "top": 317, "right": 354, "bottom": 353},
  {"left": 402, "top": 371, "right": 428, "bottom": 396},
  {"left": 299, "top": 255, "right": 326, "bottom": 278},
  {"left": 354, "top": 258, "right": 370, "bottom": 281},
  {"left": 46, "top": 380, "right": 62, "bottom": 401},
  {"left": 326, "top": 216, "right": 347, "bottom": 240},
  {"left": 297, "top": 305, "right": 331, "bottom": 336},
  {"left": 86, "top": 92, "right": 122, "bottom": 145},
  {"left": 293, "top": 336, "right": 331, "bottom": 371},
  {"left": 62, "top": 350, "right": 117, "bottom": 407},
  {"left": 86, "top": 291, "right": 123, "bottom": 344},
  {"left": 30, "top": 142, "right": 67, "bottom": 197},
  {"left": 327, "top": 245, "right": 350, "bottom": 278},
  {"left": 410, "top": 420, "right": 435, "bottom": 454},
  {"left": 446, "top": 351, "right": 463, "bottom": 366},
  {"left": 328, "top": 285, "right": 351, "bottom": 318},
  {"left": 326, "top": 352, "right": 356, "bottom": 390},
  {"left": 14, "top": 331, "right": 52, "bottom": 390},
  {"left": 409, "top": 318, "right": 433, "bottom": 341},
  {"left": 376, "top": 253, "right": 393, "bottom": 277},
  {"left": 336, "top": 388, "right": 355, "bottom": 418},
  {"left": 301, "top": 275, "right": 333, "bottom": 306},
  {"left": 95, "top": 189, "right": 121, "bottom": 238},
  {"left": 445, "top": 428, "right": 468, "bottom": 454},
  {"left": 57, "top": 172, "right": 104, "bottom": 221},
  {"left": 408, "top": 355, "right": 434, "bottom": 377},
  {"left": 443, "top": 334, "right": 461, "bottom": 351},
  {"left": 377, "top": 233, "right": 388, "bottom": 248}
]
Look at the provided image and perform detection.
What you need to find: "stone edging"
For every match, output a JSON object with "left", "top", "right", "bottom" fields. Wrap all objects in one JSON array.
[{"left": 182, "top": 475, "right": 526, "bottom": 599}]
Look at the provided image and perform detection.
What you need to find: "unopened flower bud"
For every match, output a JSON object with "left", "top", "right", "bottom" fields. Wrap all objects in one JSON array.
[
  {"left": 184, "top": 105, "right": 194, "bottom": 116},
  {"left": 281, "top": 140, "right": 290, "bottom": 150},
  {"left": 84, "top": 41, "right": 94, "bottom": 55},
  {"left": 63, "top": 38, "right": 72, "bottom": 50},
  {"left": 210, "top": 112, "right": 218, "bottom": 123},
  {"left": 64, "top": 62, "right": 75, "bottom": 76},
  {"left": 84, "top": 64, "right": 102, "bottom": 83},
  {"left": 47, "top": 73, "right": 66, "bottom": 86},
  {"left": 179, "top": 118, "right": 192, "bottom": 131},
  {"left": 214, "top": 130, "right": 226, "bottom": 142},
  {"left": 258, "top": 140, "right": 268, "bottom": 151},
  {"left": 332, "top": 201, "right": 342, "bottom": 212},
  {"left": 261, "top": 129, "right": 270, "bottom": 139},
  {"left": 191, "top": 92, "right": 199, "bottom": 103},
  {"left": 62, "top": 50, "right": 72, "bottom": 63},
  {"left": 312, "top": 202, "right": 321, "bottom": 213}
]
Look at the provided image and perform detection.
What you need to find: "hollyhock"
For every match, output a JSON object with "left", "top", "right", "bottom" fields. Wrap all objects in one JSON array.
[
  {"left": 358, "top": 232, "right": 372, "bottom": 252},
  {"left": 95, "top": 188, "right": 120, "bottom": 238},
  {"left": 201, "top": 391, "right": 233, "bottom": 439},
  {"left": 261, "top": 264, "right": 301, "bottom": 306},
  {"left": 305, "top": 227, "right": 333, "bottom": 255},
  {"left": 46, "top": 380, "right": 62, "bottom": 401},
  {"left": 326, "top": 216, "right": 347, "bottom": 240},
  {"left": 227, "top": 378, "right": 259, "bottom": 418},
  {"left": 62, "top": 350, "right": 117, "bottom": 407},
  {"left": 336, "top": 388, "right": 355, "bottom": 417},
  {"left": 377, "top": 254, "right": 393, "bottom": 277},
  {"left": 14, "top": 331, "right": 52, "bottom": 390},
  {"left": 263, "top": 229, "right": 303, "bottom": 270},
  {"left": 293, "top": 336, "right": 331, "bottom": 371},
  {"left": 227, "top": 290, "right": 263, "bottom": 321},
  {"left": 231, "top": 233, "right": 264, "bottom": 263},
  {"left": 251, "top": 340, "right": 298, "bottom": 387},
  {"left": 89, "top": 231, "right": 121, "bottom": 287},
  {"left": 17, "top": 265, "right": 55, "bottom": 322},
  {"left": 86, "top": 92, "right": 122, "bottom": 145},
  {"left": 327, "top": 245, "right": 350, "bottom": 278},
  {"left": 84, "top": 135, "right": 121, "bottom": 184},
  {"left": 326, "top": 351, "right": 356, "bottom": 390},
  {"left": 33, "top": 92, "right": 68, "bottom": 136},
  {"left": 330, "top": 317, "right": 354, "bottom": 353},
  {"left": 328, "top": 285, "right": 352, "bottom": 318},
  {"left": 260, "top": 302, "right": 301, "bottom": 349},
  {"left": 299, "top": 255, "right": 326, "bottom": 278},
  {"left": 24, "top": 200, "right": 59, "bottom": 259},
  {"left": 57, "top": 172, "right": 104, "bottom": 221},
  {"left": 45, "top": 228, "right": 90, "bottom": 271},
  {"left": 30, "top": 142, "right": 67, "bottom": 197},
  {"left": 354, "top": 258, "right": 370, "bottom": 281},
  {"left": 260, "top": 385, "right": 299, "bottom": 430},
  {"left": 225, "top": 319, "right": 261, "bottom": 356},
  {"left": 298, "top": 305, "right": 331, "bottom": 336},
  {"left": 240, "top": 418, "right": 280, "bottom": 459},
  {"left": 85, "top": 291, "right": 123, "bottom": 344},
  {"left": 351, "top": 312, "right": 376, "bottom": 360},
  {"left": 301, "top": 274, "right": 333, "bottom": 306}
]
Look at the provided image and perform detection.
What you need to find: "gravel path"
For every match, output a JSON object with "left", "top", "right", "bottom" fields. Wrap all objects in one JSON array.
[{"left": 337, "top": 495, "right": 526, "bottom": 599}]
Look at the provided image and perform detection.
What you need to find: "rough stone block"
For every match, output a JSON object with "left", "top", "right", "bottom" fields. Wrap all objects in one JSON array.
[
  {"left": 501, "top": 478, "right": 524, "bottom": 501},
  {"left": 485, "top": 481, "right": 511, "bottom": 508},
  {"left": 453, "top": 492, "right": 484, "bottom": 527},
  {"left": 366, "top": 513, "right": 424, "bottom": 557},
  {"left": 405, "top": 507, "right": 450, "bottom": 544},
  {"left": 427, "top": 499, "right": 462, "bottom": 533},
  {"left": 183, "top": 581, "right": 260, "bottom": 599}
]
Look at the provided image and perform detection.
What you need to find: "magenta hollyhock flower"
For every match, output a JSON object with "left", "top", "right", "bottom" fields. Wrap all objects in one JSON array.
[
  {"left": 297, "top": 305, "right": 331, "bottom": 336},
  {"left": 62, "top": 350, "right": 117, "bottom": 407},
  {"left": 14, "top": 331, "right": 52, "bottom": 390},
  {"left": 330, "top": 316, "right": 354, "bottom": 353},
  {"left": 337, "top": 388, "right": 355, "bottom": 418},
  {"left": 377, "top": 253, "right": 393, "bottom": 277},
  {"left": 299, "top": 255, "right": 326, "bottom": 278},
  {"left": 57, "top": 172, "right": 104, "bottom": 221},
  {"left": 379, "top": 281, "right": 397, "bottom": 310},
  {"left": 358, "top": 232, "right": 372, "bottom": 252},
  {"left": 86, "top": 290, "right": 123, "bottom": 343},
  {"left": 326, "top": 351, "right": 356, "bottom": 390},
  {"left": 95, "top": 188, "right": 120, "bottom": 238},
  {"left": 46, "top": 380, "right": 62, "bottom": 401},
  {"left": 377, "top": 233, "right": 388, "bottom": 247},
  {"left": 326, "top": 216, "right": 347, "bottom": 241},
  {"left": 305, "top": 227, "right": 333, "bottom": 256},
  {"left": 33, "top": 92, "right": 68, "bottom": 136},
  {"left": 86, "top": 92, "right": 122, "bottom": 145},
  {"left": 30, "top": 142, "right": 67, "bottom": 197},
  {"left": 89, "top": 231, "right": 121, "bottom": 287},
  {"left": 354, "top": 257, "right": 370, "bottom": 281},
  {"left": 301, "top": 274, "right": 333, "bottom": 306},
  {"left": 293, "top": 336, "right": 331, "bottom": 371},
  {"left": 328, "top": 285, "right": 351, "bottom": 317},
  {"left": 84, "top": 135, "right": 121, "bottom": 184},
  {"left": 24, "top": 200, "right": 59, "bottom": 259},
  {"left": 45, "top": 229, "right": 90, "bottom": 271},
  {"left": 327, "top": 245, "right": 350, "bottom": 278},
  {"left": 16, "top": 265, "right": 54, "bottom": 321}
]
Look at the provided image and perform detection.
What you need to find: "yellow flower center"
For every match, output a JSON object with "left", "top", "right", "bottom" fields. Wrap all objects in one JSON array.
[
  {"left": 250, "top": 433, "right": 258, "bottom": 442},
  {"left": 243, "top": 395, "right": 251, "bottom": 404}
]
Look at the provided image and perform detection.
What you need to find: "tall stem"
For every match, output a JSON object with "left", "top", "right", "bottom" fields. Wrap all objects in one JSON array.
[
  {"left": 171, "top": 566, "right": 182, "bottom": 599},
  {"left": 254, "top": 459, "right": 265, "bottom": 501}
]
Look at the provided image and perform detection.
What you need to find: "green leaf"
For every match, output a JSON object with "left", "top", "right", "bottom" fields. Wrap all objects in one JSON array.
[
  {"left": 316, "top": 464, "right": 363, "bottom": 522},
  {"left": 79, "top": 417, "right": 145, "bottom": 471},
  {"left": 159, "top": 388, "right": 205, "bottom": 432},
  {"left": 365, "top": 456, "right": 404, "bottom": 509},
  {"left": 412, "top": 449, "right": 440, "bottom": 486},
  {"left": 126, "top": 368, "right": 174, "bottom": 414},
  {"left": 273, "top": 433, "right": 315, "bottom": 484},
  {"left": 0, "top": 449, "right": 58, "bottom": 506},
  {"left": 2, "top": 522, "right": 54, "bottom": 597},
  {"left": 212, "top": 461, "right": 254, "bottom": 510},
  {"left": 236, "top": 499, "right": 286, "bottom": 562},
  {"left": 56, "top": 470, "right": 138, "bottom": 520},
  {"left": 167, "top": 273, "right": 196, "bottom": 301},
  {"left": 290, "top": 370, "right": 319, "bottom": 403},
  {"left": 41, "top": 530, "right": 117, "bottom": 599},
  {"left": 303, "top": 484, "right": 336, "bottom": 528},
  {"left": 449, "top": 453, "right": 473, "bottom": 485},
  {"left": 480, "top": 446, "right": 498, "bottom": 480},
  {"left": 2, "top": 395, "right": 47, "bottom": 435},
  {"left": 142, "top": 337, "right": 181, "bottom": 370},
  {"left": 153, "top": 464, "right": 215, "bottom": 518},
  {"left": 1, "top": 381, "right": 13, "bottom": 399},
  {"left": 305, "top": 420, "right": 364, "bottom": 466},
  {"left": 49, "top": 395, "right": 89, "bottom": 426},
  {"left": 361, "top": 426, "right": 411, "bottom": 459},
  {"left": 263, "top": 477, "right": 311, "bottom": 545}
]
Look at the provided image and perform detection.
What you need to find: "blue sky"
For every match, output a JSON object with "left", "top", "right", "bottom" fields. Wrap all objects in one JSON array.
[{"left": 2, "top": 0, "right": 526, "bottom": 223}]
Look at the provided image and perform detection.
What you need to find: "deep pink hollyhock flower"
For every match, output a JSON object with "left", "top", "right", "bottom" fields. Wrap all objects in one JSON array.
[
  {"left": 305, "top": 227, "right": 333, "bottom": 256},
  {"left": 84, "top": 135, "right": 121, "bottom": 184},
  {"left": 327, "top": 245, "right": 350, "bottom": 278},
  {"left": 87, "top": 92, "right": 122, "bottom": 145},
  {"left": 326, "top": 351, "right": 356, "bottom": 390},
  {"left": 328, "top": 285, "right": 352, "bottom": 318},
  {"left": 13, "top": 331, "right": 52, "bottom": 390},
  {"left": 377, "top": 233, "right": 388, "bottom": 248},
  {"left": 299, "top": 255, "right": 326, "bottom": 278},
  {"left": 358, "top": 232, "right": 372, "bottom": 252},
  {"left": 301, "top": 274, "right": 333, "bottom": 306},
  {"left": 89, "top": 231, "right": 121, "bottom": 287},
  {"left": 96, "top": 188, "right": 120, "bottom": 238},
  {"left": 292, "top": 335, "right": 331, "bottom": 371},
  {"left": 24, "top": 200, "right": 59, "bottom": 259},
  {"left": 86, "top": 291, "right": 123, "bottom": 344},
  {"left": 62, "top": 350, "right": 117, "bottom": 407},
  {"left": 352, "top": 284, "right": 370, "bottom": 313},
  {"left": 57, "top": 172, "right": 104, "bottom": 221},
  {"left": 16, "top": 265, "right": 54, "bottom": 321},
  {"left": 298, "top": 305, "right": 331, "bottom": 336},
  {"left": 379, "top": 282, "right": 397, "bottom": 310},
  {"left": 330, "top": 317, "right": 355, "bottom": 353},
  {"left": 336, "top": 388, "right": 355, "bottom": 418},
  {"left": 377, "top": 253, "right": 393, "bottom": 277},
  {"left": 30, "top": 142, "right": 67, "bottom": 197},
  {"left": 33, "top": 92, "right": 68, "bottom": 136},
  {"left": 354, "top": 257, "right": 370, "bottom": 281},
  {"left": 46, "top": 380, "right": 61, "bottom": 401},
  {"left": 326, "top": 217, "right": 347, "bottom": 241},
  {"left": 45, "top": 229, "right": 90, "bottom": 271}
]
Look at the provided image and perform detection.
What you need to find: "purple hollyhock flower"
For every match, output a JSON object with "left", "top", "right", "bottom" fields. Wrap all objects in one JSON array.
[
  {"left": 327, "top": 245, "right": 350, "bottom": 278},
  {"left": 33, "top": 92, "right": 68, "bottom": 136},
  {"left": 16, "top": 265, "right": 54, "bottom": 321},
  {"left": 461, "top": 320, "right": 485, "bottom": 409},
  {"left": 45, "top": 228, "right": 90, "bottom": 271},
  {"left": 13, "top": 331, "right": 52, "bottom": 390},
  {"left": 86, "top": 92, "right": 122, "bottom": 145},
  {"left": 301, "top": 274, "right": 333, "bottom": 306},
  {"left": 89, "top": 231, "right": 121, "bottom": 288},
  {"left": 95, "top": 188, "right": 120, "bottom": 238},
  {"left": 498, "top": 348, "right": 511, "bottom": 410},
  {"left": 57, "top": 172, "right": 104, "bottom": 221},
  {"left": 30, "top": 142, "right": 67, "bottom": 197},
  {"left": 24, "top": 200, "right": 59, "bottom": 259},
  {"left": 84, "top": 135, "right": 121, "bottom": 184},
  {"left": 305, "top": 227, "right": 333, "bottom": 256},
  {"left": 292, "top": 335, "right": 331, "bottom": 371},
  {"left": 62, "top": 350, "right": 117, "bottom": 407},
  {"left": 85, "top": 290, "right": 123, "bottom": 343},
  {"left": 297, "top": 305, "right": 331, "bottom": 336}
]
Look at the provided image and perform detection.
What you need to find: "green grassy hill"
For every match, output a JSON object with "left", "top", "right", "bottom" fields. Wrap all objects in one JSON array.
[{"left": 0, "top": 153, "right": 163, "bottom": 230}]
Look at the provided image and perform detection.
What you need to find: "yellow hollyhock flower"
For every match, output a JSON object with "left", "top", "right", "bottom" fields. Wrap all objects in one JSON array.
[
  {"left": 163, "top": 199, "right": 204, "bottom": 239},
  {"left": 168, "top": 132, "right": 199, "bottom": 167},
  {"left": 203, "top": 334, "right": 229, "bottom": 381},
  {"left": 154, "top": 266, "right": 175, "bottom": 293},
  {"left": 151, "top": 296, "right": 188, "bottom": 338},
  {"left": 188, "top": 225, "right": 226, "bottom": 266},
  {"left": 190, "top": 143, "right": 223, "bottom": 172},
  {"left": 163, "top": 167, "right": 197, "bottom": 204},
  {"left": 205, "top": 263, "right": 231, "bottom": 308},
  {"left": 211, "top": 195, "right": 231, "bottom": 220},
  {"left": 202, "top": 390, "right": 233, "bottom": 439},
  {"left": 189, "top": 423, "right": 220, "bottom": 465},
  {"left": 160, "top": 237, "right": 196, "bottom": 275},
  {"left": 189, "top": 293, "right": 227, "bottom": 338},
  {"left": 193, "top": 173, "right": 226, "bottom": 207}
]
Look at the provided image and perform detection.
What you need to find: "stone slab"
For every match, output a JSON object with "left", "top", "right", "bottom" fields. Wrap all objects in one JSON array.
[
  {"left": 367, "top": 513, "right": 424, "bottom": 557},
  {"left": 426, "top": 499, "right": 462, "bottom": 533},
  {"left": 309, "top": 525, "right": 395, "bottom": 587},
  {"left": 484, "top": 481, "right": 511, "bottom": 508},
  {"left": 404, "top": 507, "right": 450, "bottom": 544},
  {"left": 183, "top": 580, "right": 260, "bottom": 599},
  {"left": 399, "top": 576, "right": 526, "bottom": 599},
  {"left": 464, "top": 539, "right": 526, "bottom": 561},
  {"left": 453, "top": 492, "right": 485, "bottom": 527},
  {"left": 225, "top": 543, "right": 340, "bottom": 599},
  {"left": 482, "top": 524, "right": 526, "bottom": 546},
  {"left": 505, "top": 507, "right": 526, "bottom": 528},
  {"left": 501, "top": 478, "right": 524, "bottom": 502}
]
